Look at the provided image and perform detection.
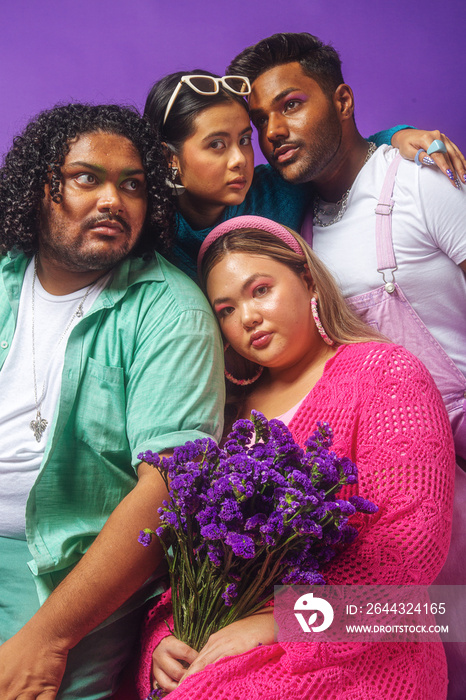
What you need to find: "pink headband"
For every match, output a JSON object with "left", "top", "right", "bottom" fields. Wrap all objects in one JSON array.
[{"left": 197, "top": 215, "right": 303, "bottom": 277}]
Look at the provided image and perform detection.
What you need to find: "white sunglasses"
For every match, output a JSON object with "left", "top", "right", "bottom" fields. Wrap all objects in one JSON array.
[{"left": 163, "top": 75, "right": 251, "bottom": 126}]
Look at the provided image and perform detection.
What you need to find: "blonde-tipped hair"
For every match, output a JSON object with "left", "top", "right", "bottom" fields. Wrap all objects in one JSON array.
[{"left": 200, "top": 226, "right": 386, "bottom": 346}]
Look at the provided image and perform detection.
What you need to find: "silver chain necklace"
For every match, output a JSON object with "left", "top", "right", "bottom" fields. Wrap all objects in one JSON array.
[
  {"left": 313, "top": 142, "right": 377, "bottom": 228},
  {"left": 30, "top": 257, "right": 94, "bottom": 442}
]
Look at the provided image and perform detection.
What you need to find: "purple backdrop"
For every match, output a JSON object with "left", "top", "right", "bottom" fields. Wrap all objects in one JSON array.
[{"left": 1, "top": 0, "right": 465, "bottom": 162}]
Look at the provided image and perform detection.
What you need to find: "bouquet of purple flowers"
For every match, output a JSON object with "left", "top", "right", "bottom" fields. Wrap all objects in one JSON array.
[{"left": 138, "top": 411, "right": 377, "bottom": 651}]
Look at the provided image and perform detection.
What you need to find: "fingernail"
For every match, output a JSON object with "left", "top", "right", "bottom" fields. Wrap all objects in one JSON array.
[
  {"left": 463, "top": 174, "right": 466, "bottom": 183},
  {"left": 446, "top": 169, "right": 455, "bottom": 181},
  {"left": 455, "top": 178, "right": 461, "bottom": 189},
  {"left": 422, "top": 156, "right": 435, "bottom": 165}
]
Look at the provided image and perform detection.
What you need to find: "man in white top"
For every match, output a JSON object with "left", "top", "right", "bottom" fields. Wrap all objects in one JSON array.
[
  {"left": 0, "top": 104, "right": 224, "bottom": 698},
  {"left": 229, "top": 30, "right": 466, "bottom": 454},
  {"left": 228, "top": 32, "right": 466, "bottom": 698}
]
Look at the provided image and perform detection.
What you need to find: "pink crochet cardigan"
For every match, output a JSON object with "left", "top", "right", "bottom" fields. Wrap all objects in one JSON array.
[{"left": 136, "top": 343, "right": 455, "bottom": 700}]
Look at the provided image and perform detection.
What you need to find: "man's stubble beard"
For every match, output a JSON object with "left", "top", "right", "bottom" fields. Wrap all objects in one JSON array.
[
  {"left": 38, "top": 219, "right": 144, "bottom": 273},
  {"left": 271, "top": 112, "right": 342, "bottom": 186}
]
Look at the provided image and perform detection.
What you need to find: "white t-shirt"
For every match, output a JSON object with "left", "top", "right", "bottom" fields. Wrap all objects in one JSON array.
[
  {"left": 0, "top": 259, "right": 109, "bottom": 538},
  {"left": 311, "top": 145, "right": 466, "bottom": 375}
]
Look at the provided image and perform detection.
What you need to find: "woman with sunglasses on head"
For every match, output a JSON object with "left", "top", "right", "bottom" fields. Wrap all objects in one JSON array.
[
  {"left": 144, "top": 69, "right": 307, "bottom": 278},
  {"left": 144, "top": 70, "right": 466, "bottom": 279},
  {"left": 136, "top": 216, "right": 454, "bottom": 700}
]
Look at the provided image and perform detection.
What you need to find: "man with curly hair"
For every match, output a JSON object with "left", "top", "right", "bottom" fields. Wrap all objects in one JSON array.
[{"left": 0, "top": 104, "right": 224, "bottom": 699}]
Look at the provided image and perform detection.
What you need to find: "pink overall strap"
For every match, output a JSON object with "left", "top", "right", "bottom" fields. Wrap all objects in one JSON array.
[{"left": 375, "top": 154, "right": 402, "bottom": 277}]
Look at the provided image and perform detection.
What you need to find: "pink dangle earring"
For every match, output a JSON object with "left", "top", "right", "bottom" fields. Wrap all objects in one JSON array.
[
  {"left": 223, "top": 343, "right": 264, "bottom": 385},
  {"left": 311, "top": 297, "right": 335, "bottom": 346}
]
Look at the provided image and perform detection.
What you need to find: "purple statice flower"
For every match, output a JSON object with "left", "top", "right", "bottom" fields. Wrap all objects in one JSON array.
[
  {"left": 250, "top": 410, "right": 271, "bottom": 442},
  {"left": 297, "top": 570, "right": 326, "bottom": 586},
  {"left": 190, "top": 437, "right": 221, "bottom": 466},
  {"left": 269, "top": 424, "right": 305, "bottom": 465},
  {"left": 287, "top": 469, "right": 315, "bottom": 491},
  {"left": 225, "top": 532, "right": 256, "bottom": 559},
  {"left": 145, "top": 687, "right": 165, "bottom": 700},
  {"left": 268, "top": 418, "right": 294, "bottom": 443},
  {"left": 221, "top": 582, "right": 238, "bottom": 606},
  {"left": 171, "top": 470, "right": 200, "bottom": 491},
  {"left": 317, "top": 455, "right": 340, "bottom": 487},
  {"left": 137, "top": 412, "right": 379, "bottom": 653},
  {"left": 207, "top": 543, "right": 224, "bottom": 566},
  {"left": 340, "top": 456, "right": 358, "bottom": 484},
  {"left": 222, "top": 440, "right": 247, "bottom": 456},
  {"left": 159, "top": 510, "right": 179, "bottom": 528},
  {"left": 245, "top": 513, "right": 268, "bottom": 531},
  {"left": 223, "top": 419, "right": 255, "bottom": 453},
  {"left": 171, "top": 440, "right": 202, "bottom": 463},
  {"left": 225, "top": 453, "right": 257, "bottom": 480},
  {"left": 171, "top": 438, "right": 219, "bottom": 466},
  {"left": 138, "top": 529, "right": 153, "bottom": 547},
  {"left": 324, "top": 501, "right": 340, "bottom": 512},
  {"left": 275, "top": 487, "right": 309, "bottom": 516},
  {"left": 235, "top": 480, "right": 255, "bottom": 500},
  {"left": 200, "top": 522, "right": 228, "bottom": 541},
  {"left": 339, "top": 524, "right": 360, "bottom": 544},
  {"left": 260, "top": 533, "right": 276, "bottom": 547},
  {"left": 174, "top": 492, "right": 201, "bottom": 517},
  {"left": 275, "top": 448, "right": 305, "bottom": 470},
  {"left": 310, "top": 505, "right": 328, "bottom": 520},
  {"left": 261, "top": 512, "right": 285, "bottom": 539},
  {"left": 281, "top": 569, "right": 304, "bottom": 585},
  {"left": 210, "top": 475, "right": 234, "bottom": 501},
  {"left": 169, "top": 470, "right": 204, "bottom": 517},
  {"left": 335, "top": 499, "right": 357, "bottom": 515},
  {"left": 316, "top": 545, "right": 337, "bottom": 564},
  {"left": 231, "top": 418, "right": 255, "bottom": 434},
  {"left": 305, "top": 421, "right": 334, "bottom": 452},
  {"left": 322, "top": 528, "right": 344, "bottom": 546},
  {"left": 203, "top": 437, "right": 222, "bottom": 460},
  {"left": 225, "top": 472, "right": 256, "bottom": 500},
  {"left": 259, "top": 466, "right": 286, "bottom": 487},
  {"left": 220, "top": 498, "right": 243, "bottom": 522},
  {"left": 349, "top": 495, "right": 379, "bottom": 514},
  {"left": 196, "top": 505, "right": 219, "bottom": 527},
  {"left": 138, "top": 450, "right": 161, "bottom": 467},
  {"left": 294, "top": 518, "right": 323, "bottom": 538},
  {"left": 227, "top": 473, "right": 247, "bottom": 492},
  {"left": 282, "top": 548, "right": 319, "bottom": 570},
  {"left": 249, "top": 442, "right": 275, "bottom": 461},
  {"left": 281, "top": 550, "right": 302, "bottom": 568}
]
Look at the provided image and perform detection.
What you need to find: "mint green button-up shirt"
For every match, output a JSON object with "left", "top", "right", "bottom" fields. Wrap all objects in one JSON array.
[{"left": 0, "top": 250, "right": 224, "bottom": 605}]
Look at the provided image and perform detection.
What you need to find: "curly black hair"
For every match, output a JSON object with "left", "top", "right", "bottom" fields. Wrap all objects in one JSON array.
[{"left": 0, "top": 103, "right": 175, "bottom": 257}]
